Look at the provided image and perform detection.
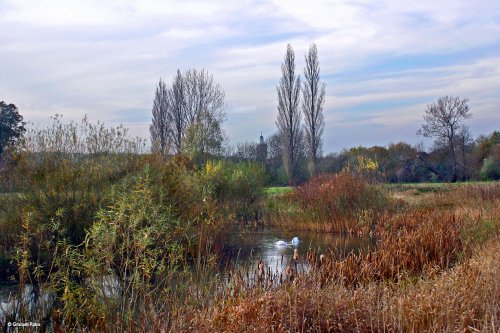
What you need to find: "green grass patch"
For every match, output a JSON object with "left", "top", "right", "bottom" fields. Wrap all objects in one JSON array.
[
  {"left": 264, "top": 186, "right": 292, "bottom": 195},
  {"left": 384, "top": 181, "right": 498, "bottom": 191},
  {"left": 462, "top": 218, "right": 500, "bottom": 246}
]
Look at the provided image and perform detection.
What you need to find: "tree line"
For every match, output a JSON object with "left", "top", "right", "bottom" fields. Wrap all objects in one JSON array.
[
  {"left": 1, "top": 44, "right": 498, "bottom": 183},
  {"left": 147, "top": 44, "right": 499, "bottom": 185},
  {"left": 149, "top": 43, "right": 327, "bottom": 183}
]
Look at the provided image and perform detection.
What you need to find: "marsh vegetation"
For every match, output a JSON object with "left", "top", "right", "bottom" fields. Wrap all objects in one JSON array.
[{"left": 0, "top": 117, "right": 498, "bottom": 332}]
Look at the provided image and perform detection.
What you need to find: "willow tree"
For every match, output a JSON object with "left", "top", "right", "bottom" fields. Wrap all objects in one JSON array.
[
  {"left": 302, "top": 44, "right": 325, "bottom": 176},
  {"left": 276, "top": 44, "right": 302, "bottom": 183}
]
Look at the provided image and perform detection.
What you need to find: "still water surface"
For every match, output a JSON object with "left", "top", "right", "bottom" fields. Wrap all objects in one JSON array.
[
  {"left": 222, "top": 228, "right": 373, "bottom": 274},
  {"left": 1, "top": 228, "right": 373, "bottom": 317}
]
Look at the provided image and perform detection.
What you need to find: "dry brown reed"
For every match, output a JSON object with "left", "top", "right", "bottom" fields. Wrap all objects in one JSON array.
[
  {"left": 171, "top": 238, "right": 499, "bottom": 332},
  {"left": 267, "top": 172, "right": 388, "bottom": 234},
  {"left": 313, "top": 209, "right": 465, "bottom": 287},
  {"left": 435, "top": 182, "right": 500, "bottom": 207},
  {"left": 168, "top": 183, "right": 500, "bottom": 332}
]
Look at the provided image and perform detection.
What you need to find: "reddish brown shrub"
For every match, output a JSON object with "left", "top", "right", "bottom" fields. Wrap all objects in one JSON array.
[{"left": 268, "top": 172, "right": 387, "bottom": 233}]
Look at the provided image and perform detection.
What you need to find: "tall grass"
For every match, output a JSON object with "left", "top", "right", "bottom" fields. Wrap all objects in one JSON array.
[
  {"left": 267, "top": 172, "right": 389, "bottom": 234},
  {"left": 0, "top": 116, "right": 145, "bottom": 284},
  {"left": 1, "top": 115, "right": 499, "bottom": 332},
  {"left": 169, "top": 185, "right": 500, "bottom": 332},
  {"left": 314, "top": 209, "right": 466, "bottom": 286},
  {"left": 178, "top": 239, "right": 499, "bottom": 332},
  {"left": 436, "top": 182, "right": 500, "bottom": 206},
  {"left": 2, "top": 181, "right": 498, "bottom": 332}
]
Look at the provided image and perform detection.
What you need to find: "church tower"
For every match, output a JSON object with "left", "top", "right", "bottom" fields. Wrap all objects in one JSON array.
[{"left": 256, "top": 132, "right": 268, "bottom": 162}]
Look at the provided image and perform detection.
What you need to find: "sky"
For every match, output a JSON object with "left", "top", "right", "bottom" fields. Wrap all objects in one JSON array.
[{"left": 1, "top": 0, "right": 499, "bottom": 153}]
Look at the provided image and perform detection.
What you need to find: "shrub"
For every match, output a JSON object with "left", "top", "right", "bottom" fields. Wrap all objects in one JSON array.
[
  {"left": 203, "top": 160, "right": 266, "bottom": 223},
  {"left": 268, "top": 172, "right": 387, "bottom": 233},
  {"left": 84, "top": 169, "right": 184, "bottom": 329},
  {"left": 15, "top": 169, "right": 187, "bottom": 331},
  {"left": 0, "top": 116, "right": 146, "bottom": 286},
  {"left": 1, "top": 115, "right": 145, "bottom": 240},
  {"left": 479, "top": 152, "right": 500, "bottom": 180}
]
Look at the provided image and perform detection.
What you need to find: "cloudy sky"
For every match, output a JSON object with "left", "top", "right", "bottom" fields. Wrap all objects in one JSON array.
[{"left": 1, "top": 0, "right": 499, "bottom": 153}]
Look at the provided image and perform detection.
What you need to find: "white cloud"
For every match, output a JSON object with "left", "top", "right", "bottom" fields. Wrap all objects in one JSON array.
[{"left": 0, "top": 0, "right": 499, "bottom": 152}]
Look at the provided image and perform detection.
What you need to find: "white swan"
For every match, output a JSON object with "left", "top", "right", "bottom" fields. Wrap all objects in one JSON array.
[
  {"left": 275, "top": 240, "right": 287, "bottom": 247},
  {"left": 275, "top": 237, "right": 300, "bottom": 247}
]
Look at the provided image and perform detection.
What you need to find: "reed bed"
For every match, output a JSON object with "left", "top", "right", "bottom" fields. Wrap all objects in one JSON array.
[
  {"left": 168, "top": 184, "right": 500, "bottom": 332},
  {"left": 67, "top": 183, "right": 500, "bottom": 331},
  {"left": 266, "top": 172, "right": 389, "bottom": 234},
  {"left": 169, "top": 206, "right": 499, "bottom": 332},
  {"left": 175, "top": 238, "right": 499, "bottom": 332},
  {"left": 435, "top": 182, "right": 500, "bottom": 207},
  {"left": 2, "top": 172, "right": 499, "bottom": 332},
  {"left": 307, "top": 209, "right": 465, "bottom": 288}
]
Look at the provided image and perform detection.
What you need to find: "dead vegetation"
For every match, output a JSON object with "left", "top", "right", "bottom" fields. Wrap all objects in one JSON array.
[{"left": 170, "top": 183, "right": 500, "bottom": 332}]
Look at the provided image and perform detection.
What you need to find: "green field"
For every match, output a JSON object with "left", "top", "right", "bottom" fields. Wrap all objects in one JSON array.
[
  {"left": 384, "top": 180, "right": 498, "bottom": 191},
  {"left": 264, "top": 186, "right": 292, "bottom": 195}
]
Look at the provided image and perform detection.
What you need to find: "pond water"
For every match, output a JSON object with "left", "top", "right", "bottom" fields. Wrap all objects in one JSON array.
[
  {"left": 221, "top": 228, "right": 373, "bottom": 275},
  {"left": 0, "top": 283, "right": 53, "bottom": 320},
  {"left": 1, "top": 228, "right": 373, "bottom": 318}
]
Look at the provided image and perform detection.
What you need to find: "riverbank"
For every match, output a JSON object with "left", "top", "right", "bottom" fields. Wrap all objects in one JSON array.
[
  {"left": 173, "top": 237, "right": 500, "bottom": 332},
  {"left": 1, "top": 172, "right": 498, "bottom": 331},
  {"left": 168, "top": 182, "right": 500, "bottom": 332}
]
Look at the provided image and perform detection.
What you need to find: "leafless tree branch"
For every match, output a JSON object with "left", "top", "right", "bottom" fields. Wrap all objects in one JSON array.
[
  {"left": 276, "top": 44, "right": 302, "bottom": 183},
  {"left": 302, "top": 44, "right": 325, "bottom": 176}
]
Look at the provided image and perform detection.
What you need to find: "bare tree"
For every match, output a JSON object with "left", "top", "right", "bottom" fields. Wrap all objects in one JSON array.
[
  {"left": 150, "top": 78, "right": 170, "bottom": 153},
  {"left": 182, "top": 69, "right": 226, "bottom": 159},
  {"left": 183, "top": 69, "right": 201, "bottom": 125},
  {"left": 183, "top": 69, "right": 225, "bottom": 124},
  {"left": 302, "top": 44, "right": 325, "bottom": 176},
  {"left": 235, "top": 141, "right": 258, "bottom": 161},
  {"left": 456, "top": 125, "right": 472, "bottom": 180},
  {"left": 168, "top": 70, "right": 186, "bottom": 153},
  {"left": 150, "top": 69, "right": 226, "bottom": 158},
  {"left": 266, "top": 132, "right": 283, "bottom": 161},
  {"left": 417, "top": 96, "right": 472, "bottom": 182},
  {"left": 276, "top": 44, "right": 302, "bottom": 183}
]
